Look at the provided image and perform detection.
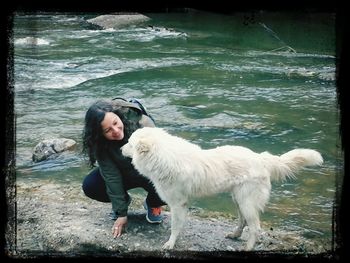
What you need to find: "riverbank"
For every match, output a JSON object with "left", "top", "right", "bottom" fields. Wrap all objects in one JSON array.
[{"left": 7, "top": 178, "right": 333, "bottom": 260}]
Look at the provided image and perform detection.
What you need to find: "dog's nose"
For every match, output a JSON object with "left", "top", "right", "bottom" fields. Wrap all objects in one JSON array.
[{"left": 120, "top": 145, "right": 129, "bottom": 157}]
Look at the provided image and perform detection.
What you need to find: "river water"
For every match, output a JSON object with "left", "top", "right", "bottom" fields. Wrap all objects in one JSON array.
[{"left": 13, "top": 11, "right": 340, "bottom": 251}]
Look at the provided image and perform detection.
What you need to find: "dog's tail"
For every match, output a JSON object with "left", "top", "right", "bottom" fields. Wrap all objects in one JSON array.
[{"left": 261, "top": 149, "right": 323, "bottom": 181}]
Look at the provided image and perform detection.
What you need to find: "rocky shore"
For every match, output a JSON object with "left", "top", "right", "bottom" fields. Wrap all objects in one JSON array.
[{"left": 6, "top": 178, "right": 334, "bottom": 260}]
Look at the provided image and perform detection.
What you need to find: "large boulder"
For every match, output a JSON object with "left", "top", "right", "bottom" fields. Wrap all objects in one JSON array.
[
  {"left": 86, "top": 13, "right": 150, "bottom": 29},
  {"left": 32, "top": 138, "right": 77, "bottom": 163}
]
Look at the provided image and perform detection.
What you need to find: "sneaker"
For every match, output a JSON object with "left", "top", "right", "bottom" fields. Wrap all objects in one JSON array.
[{"left": 143, "top": 201, "right": 163, "bottom": 224}]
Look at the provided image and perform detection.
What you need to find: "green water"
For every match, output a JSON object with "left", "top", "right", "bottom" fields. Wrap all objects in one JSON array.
[{"left": 13, "top": 11, "right": 340, "bottom": 251}]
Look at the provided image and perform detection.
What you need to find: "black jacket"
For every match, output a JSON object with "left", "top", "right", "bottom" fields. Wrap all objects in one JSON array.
[{"left": 96, "top": 99, "right": 155, "bottom": 217}]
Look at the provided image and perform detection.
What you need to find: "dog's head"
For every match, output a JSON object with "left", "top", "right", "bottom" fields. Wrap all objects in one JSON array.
[{"left": 121, "top": 127, "right": 164, "bottom": 159}]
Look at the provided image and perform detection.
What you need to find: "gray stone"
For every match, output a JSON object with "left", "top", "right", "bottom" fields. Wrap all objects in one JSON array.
[
  {"left": 87, "top": 13, "right": 151, "bottom": 29},
  {"left": 13, "top": 180, "right": 330, "bottom": 257},
  {"left": 32, "top": 138, "right": 77, "bottom": 162}
]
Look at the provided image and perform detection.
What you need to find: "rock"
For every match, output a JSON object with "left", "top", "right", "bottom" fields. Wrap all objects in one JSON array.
[
  {"left": 32, "top": 138, "right": 77, "bottom": 162},
  {"left": 15, "top": 37, "right": 50, "bottom": 46},
  {"left": 86, "top": 13, "right": 151, "bottom": 29},
  {"left": 10, "top": 179, "right": 331, "bottom": 259},
  {"left": 318, "top": 72, "right": 336, "bottom": 81}
]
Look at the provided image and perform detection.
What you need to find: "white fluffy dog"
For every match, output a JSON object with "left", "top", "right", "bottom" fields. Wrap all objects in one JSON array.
[{"left": 121, "top": 127, "right": 323, "bottom": 250}]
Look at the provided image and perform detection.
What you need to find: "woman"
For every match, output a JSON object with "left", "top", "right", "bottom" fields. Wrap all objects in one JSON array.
[{"left": 82, "top": 98, "right": 166, "bottom": 238}]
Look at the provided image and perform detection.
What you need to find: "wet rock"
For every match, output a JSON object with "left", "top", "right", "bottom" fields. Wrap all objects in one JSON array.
[
  {"left": 15, "top": 37, "right": 50, "bottom": 46},
  {"left": 318, "top": 72, "right": 336, "bottom": 81},
  {"left": 32, "top": 138, "right": 77, "bottom": 162},
  {"left": 87, "top": 13, "right": 151, "bottom": 29}
]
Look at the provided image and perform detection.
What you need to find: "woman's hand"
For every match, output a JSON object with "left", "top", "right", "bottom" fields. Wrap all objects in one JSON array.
[{"left": 112, "top": 216, "right": 128, "bottom": 238}]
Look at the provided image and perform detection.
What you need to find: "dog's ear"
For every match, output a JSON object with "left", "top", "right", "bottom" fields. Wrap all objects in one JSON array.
[{"left": 135, "top": 138, "right": 151, "bottom": 154}]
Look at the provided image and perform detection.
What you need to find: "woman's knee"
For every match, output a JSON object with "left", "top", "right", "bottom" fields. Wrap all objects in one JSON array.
[
  {"left": 82, "top": 167, "right": 110, "bottom": 202},
  {"left": 82, "top": 176, "right": 95, "bottom": 199}
]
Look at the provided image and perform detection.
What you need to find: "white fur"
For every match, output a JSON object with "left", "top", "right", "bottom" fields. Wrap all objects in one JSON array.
[{"left": 121, "top": 127, "right": 323, "bottom": 250}]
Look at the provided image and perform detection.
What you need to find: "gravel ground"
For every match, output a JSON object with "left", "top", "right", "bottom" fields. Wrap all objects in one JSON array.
[{"left": 5, "top": 178, "right": 334, "bottom": 260}]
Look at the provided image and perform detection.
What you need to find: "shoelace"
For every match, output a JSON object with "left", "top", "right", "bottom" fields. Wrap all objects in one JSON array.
[{"left": 151, "top": 207, "right": 162, "bottom": 216}]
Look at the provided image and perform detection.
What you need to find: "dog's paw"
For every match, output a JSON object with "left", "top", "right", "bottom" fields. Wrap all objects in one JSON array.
[
  {"left": 244, "top": 238, "right": 256, "bottom": 251},
  {"left": 244, "top": 243, "right": 254, "bottom": 251},
  {"left": 162, "top": 240, "right": 175, "bottom": 250},
  {"left": 225, "top": 232, "right": 241, "bottom": 240}
]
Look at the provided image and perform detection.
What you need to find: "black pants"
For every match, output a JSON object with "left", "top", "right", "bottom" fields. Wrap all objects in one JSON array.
[{"left": 82, "top": 167, "right": 166, "bottom": 208}]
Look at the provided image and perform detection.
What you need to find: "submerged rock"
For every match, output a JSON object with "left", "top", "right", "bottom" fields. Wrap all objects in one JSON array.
[
  {"left": 86, "top": 13, "right": 151, "bottom": 29},
  {"left": 15, "top": 36, "right": 50, "bottom": 46},
  {"left": 32, "top": 138, "right": 77, "bottom": 162}
]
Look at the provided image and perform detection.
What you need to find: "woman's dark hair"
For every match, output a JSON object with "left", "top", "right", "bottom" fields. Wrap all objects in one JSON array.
[{"left": 82, "top": 99, "right": 141, "bottom": 167}]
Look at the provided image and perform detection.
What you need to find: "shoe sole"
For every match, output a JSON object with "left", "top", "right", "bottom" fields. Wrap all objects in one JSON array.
[{"left": 145, "top": 214, "right": 162, "bottom": 224}]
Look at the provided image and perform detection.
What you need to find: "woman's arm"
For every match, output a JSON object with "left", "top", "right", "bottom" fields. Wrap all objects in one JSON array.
[{"left": 97, "top": 152, "right": 130, "bottom": 217}]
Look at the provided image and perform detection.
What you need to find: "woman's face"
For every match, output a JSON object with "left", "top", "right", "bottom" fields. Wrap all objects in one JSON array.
[{"left": 101, "top": 112, "right": 125, "bottom": 141}]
